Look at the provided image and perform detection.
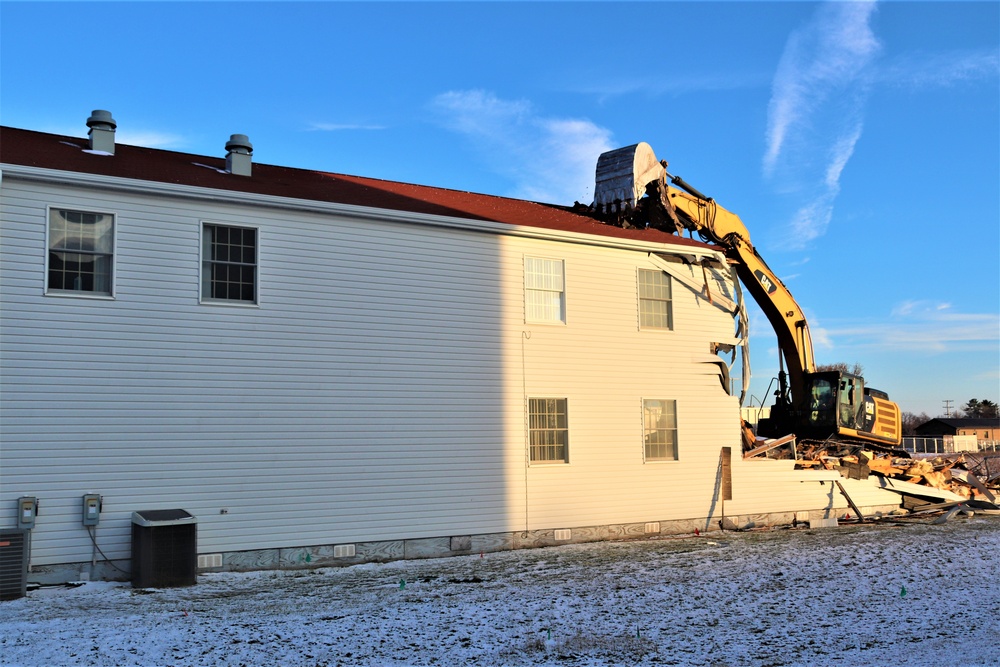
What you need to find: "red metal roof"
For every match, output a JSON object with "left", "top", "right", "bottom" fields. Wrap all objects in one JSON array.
[{"left": 0, "top": 126, "right": 710, "bottom": 249}]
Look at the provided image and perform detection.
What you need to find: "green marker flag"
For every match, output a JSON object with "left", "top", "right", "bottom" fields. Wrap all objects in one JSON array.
[
  {"left": 900, "top": 586, "right": 907, "bottom": 598},
  {"left": 400, "top": 579, "right": 406, "bottom": 590}
]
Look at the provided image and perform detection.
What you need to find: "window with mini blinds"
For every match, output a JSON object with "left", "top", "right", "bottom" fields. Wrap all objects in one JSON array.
[
  {"left": 525, "top": 257, "right": 565, "bottom": 323},
  {"left": 643, "top": 399, "right": 678, "bottom": 461},
  {"left": 528, "top": 398, "right": 569, "bottom": 463},
  {"left": 47, "top": 208, "right": 114, "bottom": 295},
  {"left": 638, "top": 268, "right": 672, "bottom": 330},
  {"left": 202, "top": 224, "right": 257, "bottom": 303}
]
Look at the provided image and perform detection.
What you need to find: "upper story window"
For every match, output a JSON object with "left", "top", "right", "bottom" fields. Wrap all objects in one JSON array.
[
  {"left": 643, "top": 399, "right": 679, "bottom": 461},
  {"left": 202, "top": 223, "right": 257, "bottom": 304},
  {"left": 525, "top": 257, "right": 565, "bottom": 323},
  {"left": 638, "top": 269, "right": 672, "bottom": 330},
  {"left": 47, "top": 208, "right": 114, "bottom": 296}
]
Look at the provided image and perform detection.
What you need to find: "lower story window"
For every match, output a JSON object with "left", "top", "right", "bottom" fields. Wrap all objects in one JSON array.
[
  {"left": 644, "top": 399, "right": 678, "bottom": 461},
  {"left": 202, "top": 223, "right": 257, "bottom": 303},
  {"left": 529, "top": 397, "right": 568, "bottom": 463}
]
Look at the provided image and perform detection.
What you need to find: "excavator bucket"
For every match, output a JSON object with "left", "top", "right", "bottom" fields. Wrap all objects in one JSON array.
[{"left": 593, "top": 142, "right": 665, "bottom": 211}]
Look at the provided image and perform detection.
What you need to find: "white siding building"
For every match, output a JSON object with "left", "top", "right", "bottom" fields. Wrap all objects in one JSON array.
[{"left": 0, "top": 115, "right": 900, "bottom": 582}]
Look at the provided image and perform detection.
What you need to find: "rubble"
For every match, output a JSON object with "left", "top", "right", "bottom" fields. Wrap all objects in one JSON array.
[{"left": 745, "top": 437, "right": 1000, "bottom": 517}]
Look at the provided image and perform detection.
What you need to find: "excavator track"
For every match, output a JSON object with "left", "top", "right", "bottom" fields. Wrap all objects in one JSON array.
[{"left": 797, "top": 438, "right": 910, "bottom": 459}]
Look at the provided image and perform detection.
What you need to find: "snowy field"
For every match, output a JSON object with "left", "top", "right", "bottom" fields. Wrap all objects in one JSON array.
[{"left": 2, "top": 517, "right": 997, "bottom": 667}]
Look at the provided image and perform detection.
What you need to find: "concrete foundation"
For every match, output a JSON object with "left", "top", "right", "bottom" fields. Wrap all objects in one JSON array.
[{"left": 25, "top": 504, "right": 900, "bottom": 585}]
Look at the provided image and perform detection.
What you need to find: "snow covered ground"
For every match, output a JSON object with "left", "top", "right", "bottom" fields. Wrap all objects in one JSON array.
[{"left": 2, "top": 517, "right": 997, "bottom": 667}]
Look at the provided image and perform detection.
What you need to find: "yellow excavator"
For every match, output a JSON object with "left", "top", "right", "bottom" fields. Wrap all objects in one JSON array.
[{"left": 591, "top": 143, "right": 901, "bottom": 449}]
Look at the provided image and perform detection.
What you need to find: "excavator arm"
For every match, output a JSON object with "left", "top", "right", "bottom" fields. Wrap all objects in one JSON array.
[
  {"left": 660, "top": 184, "right": 816, "bottom": 404},
  {"left": 592, "top": 143, "right": 901, "bottom": 446}
]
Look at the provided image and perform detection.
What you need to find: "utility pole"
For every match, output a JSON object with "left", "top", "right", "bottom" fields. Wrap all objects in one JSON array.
[{"left": 942, "top": 400, "right": 954, "bottom": 417}]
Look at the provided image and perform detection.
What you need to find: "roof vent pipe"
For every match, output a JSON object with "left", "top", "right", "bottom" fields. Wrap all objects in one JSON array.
[
  {"left": 225, "top": 134, "right": 253, "bottom": 177},
  {"left": 86, "top": 110, "right": 117, "bottom": 155}
]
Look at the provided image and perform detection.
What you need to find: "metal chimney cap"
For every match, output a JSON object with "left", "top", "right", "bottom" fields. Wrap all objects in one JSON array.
[
  {"left": 86, "top": 110, "right": 117, "bottom": 130},
  {"left": 225, "top": 134, "right": 253, "bottom": 154}
]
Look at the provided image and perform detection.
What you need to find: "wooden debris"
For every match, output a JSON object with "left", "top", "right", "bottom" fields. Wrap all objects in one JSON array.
[{"left": 769, "top": 440, "right": 1000, "bottom": 514}]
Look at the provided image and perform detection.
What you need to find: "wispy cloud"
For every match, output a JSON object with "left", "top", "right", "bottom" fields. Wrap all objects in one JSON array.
[
  {"left": 878, "top": 48, "right": 999, "bottom": 88},
  {"left": 563, "top": 70, "right": 768, "bottom": 102},
  {"left": 431, "top": 89, "right": 613, "bottom": 204},
  {"left": 307, "top": 122, "right": 386, "bottom": 132},
  {"left": 765, "top": 1, "right": 880, "bottom": 249},
  {"left": 765, "top": 4, "right": 998, "bottom": 251},
  {"left": 823, "top": 301, "right": 999, "bottom": 353}
]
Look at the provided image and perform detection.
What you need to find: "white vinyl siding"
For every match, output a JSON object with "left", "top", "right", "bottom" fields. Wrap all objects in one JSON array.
[
  {"left": 638, "top": 268, "right": 671, "bottom": 329},
  {"left": 524, "top": 257, "right": 565, "bottom": 323},
  {"left": 2, "top": 172, "right": 885, "bottom": 571}
]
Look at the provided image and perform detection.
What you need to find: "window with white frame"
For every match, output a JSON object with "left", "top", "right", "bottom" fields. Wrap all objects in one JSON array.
[
  {"left": 638, "top": 268, "right": 672, "bottom": 329},
  {"left": 529, "top": 397, "right": 569, "bottom": 463},
  {"left": 47, "top": 208, "right": 114, "bottom": 295},
  {"left": 202, "top": 223, "right": 257, "bottom": 303},
  {"left": 643, "top": 399, "right": 678, "bottom": 461},
  {"left": 525, "top": 257, "right": 565, "bottom": 323}
]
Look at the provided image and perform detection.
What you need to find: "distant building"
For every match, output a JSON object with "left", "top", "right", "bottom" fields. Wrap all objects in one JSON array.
[
  {"left": 915, "top": 418, "right": 1000, "bottom": 441},
  {"left": 740, "top": 406, "right": 771, "bottom": 430}
]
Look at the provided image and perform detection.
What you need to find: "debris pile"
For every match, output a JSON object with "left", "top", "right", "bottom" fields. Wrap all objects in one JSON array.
[
  {"left": 806, "top": 448, "right": 995, "bottom": 502},
  {"left": 748, "top": 437, "right": 1000, "bottom": 514}
]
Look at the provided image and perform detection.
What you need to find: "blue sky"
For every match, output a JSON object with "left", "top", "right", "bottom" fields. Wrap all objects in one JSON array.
[{"left": 2, "top": 1, "right": 997, "bottom": 417}]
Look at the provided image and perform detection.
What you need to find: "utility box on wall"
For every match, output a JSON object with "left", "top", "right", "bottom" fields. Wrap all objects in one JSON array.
[{"left": 131, "top": 509, "right": 197, "bottom": 588}]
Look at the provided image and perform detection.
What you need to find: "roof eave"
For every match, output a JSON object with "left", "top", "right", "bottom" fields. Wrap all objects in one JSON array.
[{"left": 1, "top": 162, "right": 724, "bottom": 259}]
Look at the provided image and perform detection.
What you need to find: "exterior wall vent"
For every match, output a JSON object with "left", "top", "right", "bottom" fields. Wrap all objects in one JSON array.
[
  {"left": 197, "top": 553, "right": 223, "bottom": 569},
  {"left": 225, "top": 134, "right": 253, "bottom": 176},
  {"left": 333, "top": 544, "right": 356, "bottom": 558},
  {"left": 86, "top": 110, "right": 117, "bottom": 155},
  {"left": 553, "top": 529, "right": 572, "bottom": 541},
  {"left": 644, "top": 522, "right": 661, "bottom": 534}
]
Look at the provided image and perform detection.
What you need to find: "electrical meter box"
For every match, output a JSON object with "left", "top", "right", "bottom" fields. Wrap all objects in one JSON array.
[
  {"left": 82, "top": 494, "right": 102, "bottom": 526},
  {"left": 16, "top": 497, "right": 37, "bottom": 530}
]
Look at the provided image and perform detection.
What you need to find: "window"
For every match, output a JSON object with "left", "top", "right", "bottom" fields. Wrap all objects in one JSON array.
[
  {"left": 638, "top": 269, "right": 672, "bottom": 329},
  {"left": 47, "top": 208, "right": 114, "bottom": 295},
  {"left": 529, "top": 398, "right": 569, "bottom": 463},
  {"left": 643, "top": 399, "right": 678, "bottom": 461},
  {"left": 525, "top": 257, "right": 565, "bottom": 323},
  {"left": 202, "top": 224, "right": 257, "bottom": 303}
]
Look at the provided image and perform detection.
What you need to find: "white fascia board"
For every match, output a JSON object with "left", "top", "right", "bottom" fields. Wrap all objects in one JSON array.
[{"left": 1, "top": 163, "right": 726, "bottom": 259}]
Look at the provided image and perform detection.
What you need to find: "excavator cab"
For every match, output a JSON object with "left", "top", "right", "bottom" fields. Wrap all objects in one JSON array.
[
  {"left": 802, "top": 371, "right": 900, "bottom": 445},
  {"left": 805, "top": 371, "right": 869, "bottom": 434}
]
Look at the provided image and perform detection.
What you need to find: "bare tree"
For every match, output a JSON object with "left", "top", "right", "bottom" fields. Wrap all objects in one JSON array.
[
  {"left": 816, "top": 362, "right": 865, "bottom": 376},
  {"left": 901, "top": 412, "right": 931, "bottom": 435}
]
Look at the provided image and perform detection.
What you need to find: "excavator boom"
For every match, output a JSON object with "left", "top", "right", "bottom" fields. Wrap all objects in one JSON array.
[{"left": 592, "top": 143, "right": 901, "bottom": 446}]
